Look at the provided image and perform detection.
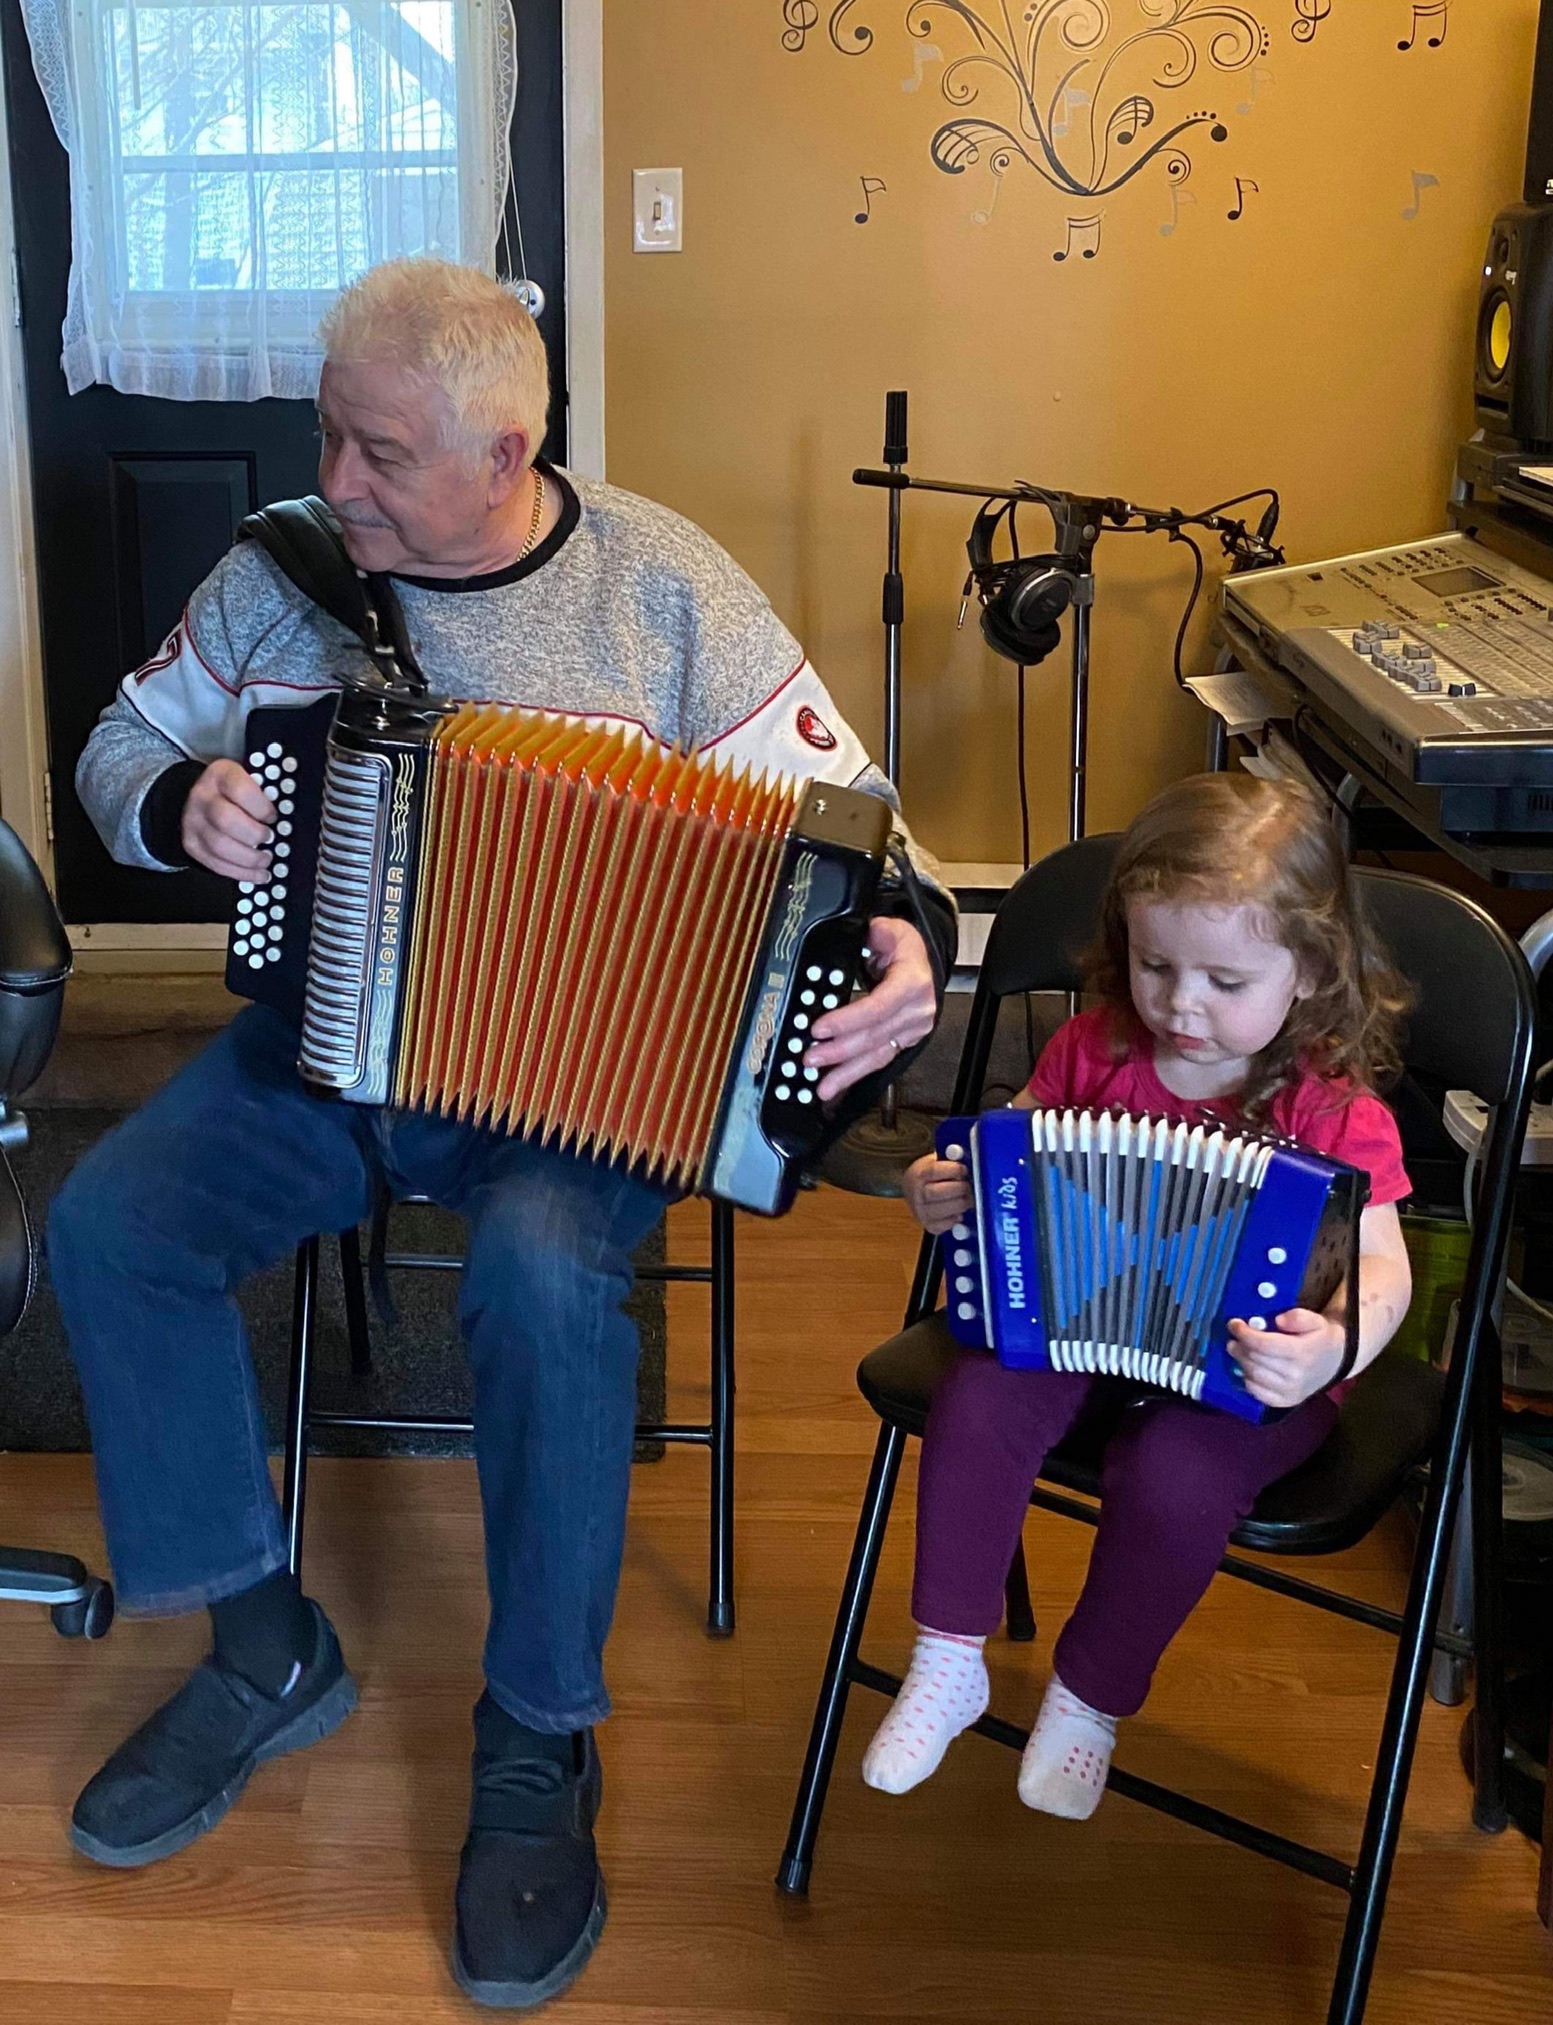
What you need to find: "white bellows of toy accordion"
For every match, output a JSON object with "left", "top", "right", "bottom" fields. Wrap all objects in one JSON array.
[
  {"left": 1029, "top": 1107, "right": 1277, "bottom": 1389},
  {"left": 393, "top": 702, "right": 802, "bottom": 1186}
]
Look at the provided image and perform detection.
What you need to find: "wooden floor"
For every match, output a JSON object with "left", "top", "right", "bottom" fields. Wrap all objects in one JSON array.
[{"left": 1, "top": 1187, "right": 1548, "bottom": 2023}]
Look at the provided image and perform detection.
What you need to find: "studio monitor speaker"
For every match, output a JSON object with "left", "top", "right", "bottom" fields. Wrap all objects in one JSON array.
[{"left": 1475, "top": 202, "right": 1553, "bottom": 447}]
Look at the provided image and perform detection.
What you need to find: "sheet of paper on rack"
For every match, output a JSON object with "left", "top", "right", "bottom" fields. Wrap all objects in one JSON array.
[
  {"left": 1518, "top": 465, "right": 1553, "bottom": 492},
  {"left": 1183, "top": 667, "right": 1294, "bottom": 736}
]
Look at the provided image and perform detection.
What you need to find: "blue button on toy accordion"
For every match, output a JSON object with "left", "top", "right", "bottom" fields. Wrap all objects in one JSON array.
[{"left": 937, "top": 1108, "right": 1367, "bottom": 1424}]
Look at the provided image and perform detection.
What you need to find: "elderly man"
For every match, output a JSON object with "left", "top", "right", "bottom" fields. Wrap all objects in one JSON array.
[{"left": 48, "top": 258, "right": 954, "bottom": 2009}]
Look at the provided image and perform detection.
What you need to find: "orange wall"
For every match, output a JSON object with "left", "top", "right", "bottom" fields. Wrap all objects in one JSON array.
[{"left": 602, "top": 1, "right": 1538, "bottom": 863}]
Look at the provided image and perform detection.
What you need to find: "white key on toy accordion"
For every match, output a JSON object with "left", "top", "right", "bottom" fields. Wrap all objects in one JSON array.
[
  {"left": 939, "top": 1107, "right": 1366, "bottom": 1423},
  {"left": 226, "top": 687, "right": 891, "bottom": 1214}
]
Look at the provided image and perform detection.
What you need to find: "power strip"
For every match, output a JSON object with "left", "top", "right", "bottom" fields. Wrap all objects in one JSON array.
[{"left": 1443, "top": 1089, "right": 1553, "bottom": 1165}]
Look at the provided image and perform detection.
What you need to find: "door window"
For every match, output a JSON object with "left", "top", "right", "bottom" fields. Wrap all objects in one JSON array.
[{"left": 18, "top": 0, "right": 517, "bottom": 399}]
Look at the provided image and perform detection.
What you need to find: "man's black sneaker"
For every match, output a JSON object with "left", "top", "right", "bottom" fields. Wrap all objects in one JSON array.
[
  {"left": 452, "top": 1694, "right": 606, "bottom": 2011},
  {"left": 70, "top": 1599, "right": 356, "bottom": 1867}
]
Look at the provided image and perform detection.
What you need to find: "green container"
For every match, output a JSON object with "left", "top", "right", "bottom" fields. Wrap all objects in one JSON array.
[{"left": 1393, "top": 1212, "right": 1473, "bottom": 1365}]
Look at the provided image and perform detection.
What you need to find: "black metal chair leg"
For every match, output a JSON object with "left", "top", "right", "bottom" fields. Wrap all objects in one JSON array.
[
  {"left": 1325, "top": 1335, "right": 1481, "bottom": 2025},
  {"left": 282, "top": 1237, "right": 319, "bottom": 1581},
  {"left": 338, "top": 1224, "right": 374, "bottom": 1377},
  {"left": 1468, "top": 1320, "right": 1509, "bottom": 1833},
  {"left": 707, "top": 1201, "right": 736, "bottom": 1638},
  {"left": 777, "top": 1422, "right": 907, "bottom": 1898},
  {"left": 1004, "top": 1534, "right": 1037, "bottom": 1643}
]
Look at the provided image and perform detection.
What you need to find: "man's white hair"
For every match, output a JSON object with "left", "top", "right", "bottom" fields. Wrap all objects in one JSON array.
[{"left": 320, "top": 258, "right": 550, "bottom": 462}]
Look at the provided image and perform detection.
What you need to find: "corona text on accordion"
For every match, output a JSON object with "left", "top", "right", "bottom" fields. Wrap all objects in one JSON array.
[
  {"left": 939, "top": 1107, "right": 1366, "bottom": 1423},
  {"left": 225, "top": 686, "right": 891, "bottom": 1214}
]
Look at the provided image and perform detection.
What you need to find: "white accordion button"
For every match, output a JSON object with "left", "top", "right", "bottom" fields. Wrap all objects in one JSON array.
[
  {"left": 800, "top": 990, "right": 815, "bottom": 1006},
  {"left": 246, "top": 753, "right": 263, "bottom": 770},
  {"left": 957, "top": 1302, "right": 977, "bottom": 1322},
  {"left": 237, "top": 880, "right": 254, "bottom": 894},
  {"left": 821, "top": 994, "right": 839, "bottom": 1010},
  {"left": 1248, "top": 1317, "right": 1268, "bottom": 1332},
  {"left": 276, "top": 820, "right": 292, "bottom": 838},
  {"left": 1267, "top": 1247, "right": 1287, "bottom": 1265},
  {"left": 951, "top": 1223, "right": 970, "bottom": 1242},
  {"left": 779, "top": 1061, "right": 795, "bottom": 1079},
  {"left": 233, "top": 938, "right": 249, "bottom": 956},
  {"left": 236, "top": 899, "right": 251, "bottom": 916},
  {"left": 1258, "top": 1281, "right": 1278, "bottom": 1300},
  {"left": 247, "top": 953, "right": 264, "bottom": 970},
  {"left": 266, "top": 742, "right": 282, "bottom": 757},
  {"left": 828, "top": 969, "right": 845, "bottom": 985},
  {"left": 787, "top": 1037, "right": 802, "bottom": 1054},
  {"left": 282, "top": 755, "right": 298, "bottom": 773},
  {"left": 806, "top": 965, "right": 822, "bottom": 981},
  {"left": 804, "top": 1067, "right": 819, "bottom": 1083},
  {"left": 797, "top": 1088, "right": 813, "bottom": 1104},
  {"left": 953, "top": 1249, "right": 972, "bottom": 1267},
  {"left": 792, "top": 1013, "right": 809, "bottom": 1030},
  {"left": 944, "top": 1144, "right": 965, "bottom": 1162},
  {"left": 955, "top": 1276, "right": 973, "bottom": 1294},
  {"left": 265, "top": 946, "right": 281, "bottom": 962},
  {"left": 273, "top": 841, "right": 290, "bottom": 860}
]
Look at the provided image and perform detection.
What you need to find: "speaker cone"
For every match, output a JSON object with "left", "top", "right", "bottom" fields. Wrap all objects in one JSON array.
[{"left": 1481, "top": 290, "right": 1513, "bottom": 382}]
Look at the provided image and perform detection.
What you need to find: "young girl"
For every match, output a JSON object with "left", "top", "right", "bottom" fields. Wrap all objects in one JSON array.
[{"left": 864, "top": 773, "right": 1414, "bottom": 1819}]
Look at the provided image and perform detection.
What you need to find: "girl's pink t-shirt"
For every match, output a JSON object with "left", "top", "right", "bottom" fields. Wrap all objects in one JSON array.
[{"left": 1023, "top": 1009, "right": 1411, "bottom": 1207}]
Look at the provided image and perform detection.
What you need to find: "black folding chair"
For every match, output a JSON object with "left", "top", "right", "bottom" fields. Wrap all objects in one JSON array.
[
  {"left": 280, "top": 1189, "right": 737, "bottom": 1634},
  {"left": 777, "top": 835, "right": 1535, "bottom": 2025}
]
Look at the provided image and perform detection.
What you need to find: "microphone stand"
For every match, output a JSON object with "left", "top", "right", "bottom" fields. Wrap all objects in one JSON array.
[{"left": 820, "top": 393, "right": 941, "bottom": 1198}]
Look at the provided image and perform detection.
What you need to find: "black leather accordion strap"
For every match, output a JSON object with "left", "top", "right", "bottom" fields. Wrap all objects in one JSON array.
[{"left": 236, "top": 495, "right": 427, "bottom": 692}]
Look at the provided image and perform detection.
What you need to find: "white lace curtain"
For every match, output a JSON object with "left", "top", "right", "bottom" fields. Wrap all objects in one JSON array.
[{"left": 19, "top": 0, "right": 517, "bottom": 400}]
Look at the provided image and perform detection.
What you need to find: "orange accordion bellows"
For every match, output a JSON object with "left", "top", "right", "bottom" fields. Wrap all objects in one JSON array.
[
  {"left": 230, "top": 688, "right": 891, "bottom": 1215},
  {"left": 395, "top": 702, "right": 804, "bottom": 1181}
]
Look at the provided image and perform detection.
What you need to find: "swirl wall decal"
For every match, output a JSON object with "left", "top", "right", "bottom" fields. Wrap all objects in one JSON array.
[
  {"left": 1291, "top": 0, "right": 1331, "bottom": 40},
  {"left": 780, "top": 3, "right": 1273, "bottom": 210}
]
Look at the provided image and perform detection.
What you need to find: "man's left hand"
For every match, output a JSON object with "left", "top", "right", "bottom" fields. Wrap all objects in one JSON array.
[{"left": 804, "top": 916, "right": 938, "bottom": 1103}]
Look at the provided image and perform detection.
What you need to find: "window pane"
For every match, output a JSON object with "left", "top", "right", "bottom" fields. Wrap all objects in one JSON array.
[{"left": 103, "top": 0, "right": 463, "bottom": 293}]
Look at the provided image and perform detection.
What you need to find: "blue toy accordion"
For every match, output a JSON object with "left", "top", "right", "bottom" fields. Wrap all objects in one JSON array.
[{"left": 937, "top": 1109, "right": 1367, "bottom": 1424}]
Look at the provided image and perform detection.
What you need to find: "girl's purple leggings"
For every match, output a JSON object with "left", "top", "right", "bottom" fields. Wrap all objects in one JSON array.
[{"left": 911, "top": 1351, "right": 1337, "bottom": 1718}]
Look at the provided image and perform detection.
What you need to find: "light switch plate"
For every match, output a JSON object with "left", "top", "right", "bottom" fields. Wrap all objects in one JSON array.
[{"left": 633, "top": 168, "right": 683, "bottom": 253}]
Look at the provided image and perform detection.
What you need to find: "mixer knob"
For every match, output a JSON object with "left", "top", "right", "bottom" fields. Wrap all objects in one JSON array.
[
  {"left": 1404, "top": 643, "right": 1430, "bottom": 660},
  {"left": 1352, "top": 634, "right": 1373, "bottom": 655},
  {"left": 1447, "top": 681, "right": 1477, "bottom": 697}
]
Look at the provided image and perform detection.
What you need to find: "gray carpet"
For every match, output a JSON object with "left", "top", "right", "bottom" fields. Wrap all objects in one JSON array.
[{"left": 1, "top": 1107, "right": 668, "bottom": 1461}]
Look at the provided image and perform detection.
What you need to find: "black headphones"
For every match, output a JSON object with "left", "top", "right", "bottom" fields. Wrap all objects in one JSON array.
[{"left": 964, "top": 497, "right": 1078, "bottom": 666}]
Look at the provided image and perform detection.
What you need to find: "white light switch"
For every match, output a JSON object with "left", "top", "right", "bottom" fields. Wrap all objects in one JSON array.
[{"left": 633, "top": 168, "right": 683, "bottom": 253}]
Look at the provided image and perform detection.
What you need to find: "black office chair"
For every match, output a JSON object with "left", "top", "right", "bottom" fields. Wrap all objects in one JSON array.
[
  {"left": 777, "top": 835, "right": 1536, "bottom": 2025},
  {"left": 0, "top": 820, "right": 113, "bottom": 1638},
  {"left": 279, "top": 1185, "right": 739, "bottom": 1633}
]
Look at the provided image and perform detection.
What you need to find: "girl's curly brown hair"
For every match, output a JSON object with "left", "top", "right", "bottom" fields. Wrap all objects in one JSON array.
[{"left": 1088, "top": 773, "right": 1410, "bottom": 1122}]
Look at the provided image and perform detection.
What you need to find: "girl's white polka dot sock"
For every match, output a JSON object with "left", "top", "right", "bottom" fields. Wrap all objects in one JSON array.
[
  {"left": 1017, "top": 1675, "right": 1117, "bottom": 1820},
  {"left": 861, "top": 1629, "right": 990, "bottom": 1796}
]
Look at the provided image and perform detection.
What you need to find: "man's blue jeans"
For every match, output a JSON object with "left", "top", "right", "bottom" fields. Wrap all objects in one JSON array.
[{"left": 46, "top": 1004, "right": 671, "bottom": 1733}]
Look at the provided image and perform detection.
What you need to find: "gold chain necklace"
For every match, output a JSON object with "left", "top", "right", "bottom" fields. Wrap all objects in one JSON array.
[{"left": 517, "top": 468, "right": 546, "bottom": 561}]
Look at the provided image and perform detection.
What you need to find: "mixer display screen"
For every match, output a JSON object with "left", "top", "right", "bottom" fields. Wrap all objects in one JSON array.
[{"left": 1413, "top": 565, "right": 1502, "bottom": 598}]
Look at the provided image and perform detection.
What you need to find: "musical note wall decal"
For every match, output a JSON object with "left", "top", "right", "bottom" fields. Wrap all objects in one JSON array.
[
  {"left": 1236, "top": 67, "right": 1271, "bottom": 117},
  {"left": 1160, "top": 187, "right": 1199, "bottom": 237},
  {"left": 1292, "top": 0, "right": 1332, "bottom": 41},
  {"left": 778, "top": 2, "right": 1270, "bottom": 232},
  {"left": 971, "top": 175, "right": 1003, "bottom": 227},
  {"left": 1399, "top": 1, "right": 1448, "bottom": 49},
  {"left": 901, "top": 41, "right": 943, "bottom": 92},
  {"left": 1228, "top": 177, "right": 1260, "bottom": 221},
  {"left": 1053, "top": 86, "right": 1094, "bottom": 141},
  {"left": 1402, "top": 170, "right": 1440, "bottom": 219},
  {"left": 1053, "top": 214, "right": 1103, "bottom": 263},
  {"left": 854, "top": 175, "right": 887, "bottom": 224}
]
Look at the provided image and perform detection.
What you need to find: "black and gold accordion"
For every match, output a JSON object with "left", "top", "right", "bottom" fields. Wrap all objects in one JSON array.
[
  {"left": 939, "top": 1107, "right": 1366, "bottom": 1423},
  {"left": 225, "top": 686, "right": 890, "bottom": 1214}
]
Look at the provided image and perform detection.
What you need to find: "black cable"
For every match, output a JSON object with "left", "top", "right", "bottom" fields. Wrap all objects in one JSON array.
[
  {"left": 1169, "top": 528, "right": 1207, "bottom": 690},
  {"left": 1016, "top": 664, "right": 1036, "bottom": 1071}
]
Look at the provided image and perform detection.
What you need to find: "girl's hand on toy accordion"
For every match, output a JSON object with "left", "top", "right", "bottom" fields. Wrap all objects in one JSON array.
[
  {"left": 903, "top": 1155, "right": 973, "bottom": 1236},
  {"left": 1228, "top": 1309, "right": 1348, "bottom": 1409},
  {"left": 182, "top": 760, "right": 279, "bottom": 882}
]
